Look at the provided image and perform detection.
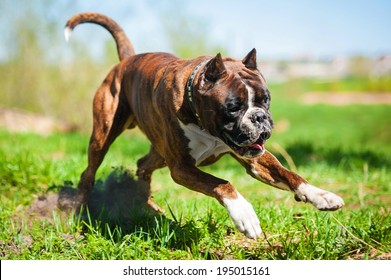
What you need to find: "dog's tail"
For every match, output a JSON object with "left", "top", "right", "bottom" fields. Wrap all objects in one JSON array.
[{"left": 64, "top": 13, "right": 135, "bottom": 60}]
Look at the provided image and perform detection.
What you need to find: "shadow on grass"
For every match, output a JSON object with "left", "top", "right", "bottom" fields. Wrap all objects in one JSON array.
[
  {"left": 275, "top": 141, "right": 391, "bottom": 169},
  {"left": 29, "top": 167, "right": 207, "bottom": 253}
]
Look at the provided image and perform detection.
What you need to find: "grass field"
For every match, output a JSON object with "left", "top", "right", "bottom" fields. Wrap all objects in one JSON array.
[{"left": 0, "top": 84, "right": 390, "bottom": 260}]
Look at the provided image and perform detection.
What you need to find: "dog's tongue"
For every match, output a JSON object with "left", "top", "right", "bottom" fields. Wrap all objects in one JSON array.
[{"left": 249, "top": 143, "right": 264, "bottom": 150}]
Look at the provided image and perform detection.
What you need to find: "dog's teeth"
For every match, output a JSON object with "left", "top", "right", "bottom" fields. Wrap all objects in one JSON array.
[{"left": 64, "top": 27, "right": 73, "bottom": 42}]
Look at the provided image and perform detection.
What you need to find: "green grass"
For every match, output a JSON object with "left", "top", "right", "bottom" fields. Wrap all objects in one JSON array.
[{"left": 1, "top": 94, "right": 390, "bottom": 259}]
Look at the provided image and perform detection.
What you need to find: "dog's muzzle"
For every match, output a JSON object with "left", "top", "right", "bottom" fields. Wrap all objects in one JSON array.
[{"left": 223, "top": 127, "right": 271, "bottom": 158}]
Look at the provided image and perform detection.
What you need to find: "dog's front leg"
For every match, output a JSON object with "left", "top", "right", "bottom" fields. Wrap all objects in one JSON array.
[
  {"left": 235, "top": 151, "right": 344, "bottom": 211},
  {"left": 168, "top": 161, "right": 262, "bottom": 239}
]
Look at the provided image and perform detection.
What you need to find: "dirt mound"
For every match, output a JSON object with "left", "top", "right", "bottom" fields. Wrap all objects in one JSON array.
[
  {"left": 0, "top": 107, "right": 77, "bottom": 135},
  {"left": 28, "top": 168, "right": 159, "bottom": 227},
  {"left": 302, "top": 92, "right": 391, "bottom": 105}
]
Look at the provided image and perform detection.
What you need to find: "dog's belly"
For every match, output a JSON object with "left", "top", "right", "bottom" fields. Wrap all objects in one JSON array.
[{"left": 179, "top": 120, "right": 230, "bottom": 166}]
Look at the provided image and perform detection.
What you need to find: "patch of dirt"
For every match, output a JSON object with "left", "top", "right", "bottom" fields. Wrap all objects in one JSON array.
[
  {"left": 0, "top": 107, "right": 77, "bottom": 135},
  {"left": 302, "top": 92, "right": 391, "bottom": 105},
  {"left": 27, "top": 168, "right": 159, "bottom": 228},
  {"left": 273, "top": 119, "right": 290, "bottom": 134},
  {"left": 346, "top": 249, "right": 391, "bottom": 260},
  {"left": 0, "top": 235, "right": 34, "bottom": 258}
]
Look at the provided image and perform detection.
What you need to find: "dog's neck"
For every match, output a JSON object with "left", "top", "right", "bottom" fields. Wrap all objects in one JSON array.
[{"left": 185, "top": 61, "right": 208, "bottom": 126}]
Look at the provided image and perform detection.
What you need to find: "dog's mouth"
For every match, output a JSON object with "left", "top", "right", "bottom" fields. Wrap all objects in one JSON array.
[{"left": 222, "top": 131, "right": 269, "bottom": 158}]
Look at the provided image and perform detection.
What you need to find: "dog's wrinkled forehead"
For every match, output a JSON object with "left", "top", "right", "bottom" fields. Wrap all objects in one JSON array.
[
  {"left": 222, "top": 68, "right": 270, "bottom": 111},
  {"left": 200, "top": 49, "right": 269, "bottom": 104}
]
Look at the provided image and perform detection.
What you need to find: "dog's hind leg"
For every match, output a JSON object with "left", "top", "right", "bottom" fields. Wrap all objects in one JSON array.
[
  {"left": 76, "top": 65, "right": 132, "bottom": 211},
  {"left": 136, "top": 146, "right": 167, "bottom": 213}
]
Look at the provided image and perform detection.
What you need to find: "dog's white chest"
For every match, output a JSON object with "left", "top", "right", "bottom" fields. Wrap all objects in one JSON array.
[{"left": 179, "top": 121, "right": 230, "bottom": 166}]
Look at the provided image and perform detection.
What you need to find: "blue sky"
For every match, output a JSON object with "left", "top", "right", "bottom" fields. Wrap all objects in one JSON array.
[
  {"left": 2, "top": 0, "right": 391, "bottom": 60},
  {"left": 73, "top": 0, "right": 391, "bottom": 59}
]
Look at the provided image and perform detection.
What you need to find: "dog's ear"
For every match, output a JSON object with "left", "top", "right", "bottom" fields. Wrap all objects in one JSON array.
[
  {"left": 205, "top": 53, "right": 227, "bottom": 82},
  {"left": 242, "top": 48, "right": 257, "bottom": 70}
]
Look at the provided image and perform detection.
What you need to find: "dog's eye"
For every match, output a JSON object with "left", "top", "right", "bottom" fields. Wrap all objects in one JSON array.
[
  {"left": 258, "top": 92, "right": 270, "bottom": 108},
  {"left": 227, "top": 103, "right": 243, "bottom": 114},
  {"left": 229, "top": 105, "right": 240, "bottom": 112}
]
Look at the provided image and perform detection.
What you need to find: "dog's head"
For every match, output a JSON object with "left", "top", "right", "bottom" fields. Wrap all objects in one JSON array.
[{"left": 195, "top": 49, "right": 273, "bottom": 158}]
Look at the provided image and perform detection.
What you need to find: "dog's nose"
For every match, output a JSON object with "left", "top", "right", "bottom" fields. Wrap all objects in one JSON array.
[
  {"left": 251, "top": 111, "right": 266, "bottom": 124},
  {"left": 260, "top": 131, "right": 271, "bottom": 140}
]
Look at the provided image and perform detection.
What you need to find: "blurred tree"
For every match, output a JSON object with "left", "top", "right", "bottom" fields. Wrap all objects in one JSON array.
[
  {"left": 349, "top": 55, "right": 372, "bottom": 77},
  {"left": 0, "top": 0, "right": 107, "bottom": 127}
]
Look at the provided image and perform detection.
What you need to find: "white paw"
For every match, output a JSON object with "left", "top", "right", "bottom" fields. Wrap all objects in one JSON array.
[
  {"left": 296, "top": 183, "right": 344, "bottom": 211},
  {"left": 223, "top": 192, "right": 262, "bottom": 239}
]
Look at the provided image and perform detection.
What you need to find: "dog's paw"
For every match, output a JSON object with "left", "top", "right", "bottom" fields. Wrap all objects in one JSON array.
[
  {"left": 296, "top": 183, "right": 344, "bottom": 211},
  {"left": 223, "top": 192, "right": 262, "bottom": 239}
]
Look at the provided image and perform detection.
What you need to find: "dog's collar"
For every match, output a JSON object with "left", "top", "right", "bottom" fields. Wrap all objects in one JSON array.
[{"left": 185, "top": 61, "right": 208, "bottom": 125}]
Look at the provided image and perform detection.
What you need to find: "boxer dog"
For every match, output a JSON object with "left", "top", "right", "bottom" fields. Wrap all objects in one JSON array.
[{"left": 65, "top": 13, "right": 344, "bottom": 239}]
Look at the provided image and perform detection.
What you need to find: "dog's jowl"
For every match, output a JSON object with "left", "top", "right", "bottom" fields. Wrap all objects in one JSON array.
[{"left": 65, "top": 13, "right": 344, "bottom": 239}]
